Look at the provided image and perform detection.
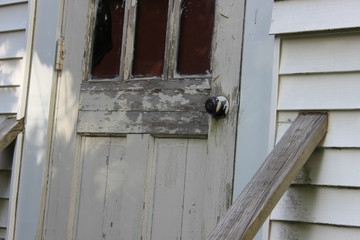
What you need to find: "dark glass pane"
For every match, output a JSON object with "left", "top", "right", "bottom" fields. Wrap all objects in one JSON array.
[
  {"left": 177, "top": 0, "right": 215, "bottom": 75},
  {"left": 132, "top": 0, "right": 169, "bottom": 77},
  {"left": 91, "top": 0, "right": 125, "bottom": 79}
]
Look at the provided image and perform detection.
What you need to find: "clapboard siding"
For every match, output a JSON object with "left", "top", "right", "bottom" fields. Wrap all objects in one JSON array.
[
  {"left": 280, "top": 34, "right": 360, "bottom": 74},
  {"left": 0, "top": 0, "right": 27, "bottom": 7},
  {"left": 294, "top": 148, "right": 360, "bottom": 188},
  {"left": 0, "top": 87, "right": 19, "bottom": 113},
  {"left": 0, "top": 200, "right": 8, "bottom": 228},
  {"left": 0, "top": 59, "right": 22, "bottom": 86},
  {"left": 0, "top": 3, "right": 27, "bottom": 32},
  {"left": 278, "top": 73, "right": 360, "bottom": 110},
  {"left": 270, "top": 0, "right": 360, "bottom": 34},
  {"left": 272, "top": 186, "right": 360, "bottom": 227},
  {"left": 277, "top": 111, "right": 360, "bottom": 148},
  {"left": 0, "top": 172, "right": 10, "bottom": 199},
  {"left": 270, "top": 221, "right": 360, "bottom": 240},
  {"left": 0, "top": 31, "right": 26, "bottom": 59}
]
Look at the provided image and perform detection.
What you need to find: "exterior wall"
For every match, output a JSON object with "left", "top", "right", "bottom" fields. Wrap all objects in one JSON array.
[
  {"left": 269, "top": 0, "right": 360, "bottom": 239},
  {"left": 0, "top": 1, "right": 29, "bottom": 239}
]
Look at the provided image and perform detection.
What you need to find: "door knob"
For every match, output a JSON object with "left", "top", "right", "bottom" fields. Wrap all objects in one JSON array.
[{"left": 205, "top": 96, "right": 229, "bottom": 119}]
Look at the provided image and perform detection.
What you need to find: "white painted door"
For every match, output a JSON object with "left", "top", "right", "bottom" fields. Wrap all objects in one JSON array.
[{"left": 42, "top": 1, "right": 245, "bottom": 239}]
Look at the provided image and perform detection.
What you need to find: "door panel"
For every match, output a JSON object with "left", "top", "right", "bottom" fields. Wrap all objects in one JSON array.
[{"left": 43, "top": 0, "right": 245, "bottom": 239}]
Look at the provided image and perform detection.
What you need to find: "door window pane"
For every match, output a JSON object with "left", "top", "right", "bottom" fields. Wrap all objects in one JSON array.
[
  {"left": 177, "top": 0, "right": 215, "bottom": 75},
  {"left": 91, "top": 0, "right": 125, "bottom": 79},
  {"left": 132, "top": 0, "right": 169, "bottom": 77}
]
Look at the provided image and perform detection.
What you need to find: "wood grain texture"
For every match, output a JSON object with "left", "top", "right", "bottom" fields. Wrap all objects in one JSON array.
[
  {"left": 0, "top": 117, "right": 23, "bottom": 152},
  {"left": 279, "top": 34, "right": 360, "bottom": 74},
  {"left": 278, "top": 73, "right": 360, "bottom": 110},
  {"left": 272, "top": 186, "right": 360, "bottom": 227},
  {"left": 270, "top": 221, "right": 360, "bottom": 240},
  {"left": 207, "top": 113, "right": 328, "bottom": 240},
  {"left": 78, "top": 79, "right": 210, "bottom": 135},
  {"left": 294, "top": 148, "right": 360, "bottom": 187},
  {"left": 270, "top": 0, "right": 360, "bottom": 34}
]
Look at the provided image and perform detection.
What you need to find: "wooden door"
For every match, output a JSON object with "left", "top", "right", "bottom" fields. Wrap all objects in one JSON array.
[{"left": 42, "top": 0, "right": 245, "bottom": 239}]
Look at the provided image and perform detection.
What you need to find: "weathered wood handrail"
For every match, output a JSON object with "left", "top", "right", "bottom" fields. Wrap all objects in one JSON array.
[
  {"left": 0, "top": 117, "right": 24, "bottom": 152},
  {"left": 207, "top": 112, "right": 328, "bottom": 240}
]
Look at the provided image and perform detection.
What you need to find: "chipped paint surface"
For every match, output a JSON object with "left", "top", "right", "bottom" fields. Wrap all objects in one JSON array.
[{"left": 78, "top": 79, "right": 210, "bottom": 135}]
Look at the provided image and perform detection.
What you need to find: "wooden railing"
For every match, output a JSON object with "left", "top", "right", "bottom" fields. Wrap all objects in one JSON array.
[
  {"left": 0, "top": 117, "right": 24, "bottom": 152},
  {"left": 207, "top": 112, "right": 328, "bottom": 240}
]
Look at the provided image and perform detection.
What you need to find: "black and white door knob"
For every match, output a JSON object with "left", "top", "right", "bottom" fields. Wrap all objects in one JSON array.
[{"left": 205, "top": 96, "right": 229, "bottom": 119}]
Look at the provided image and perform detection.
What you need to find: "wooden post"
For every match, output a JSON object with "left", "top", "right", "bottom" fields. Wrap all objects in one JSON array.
[
  {"left": 207, "top": 112, "right": 328, "bottom": 240},
  {"left": 0, "top": 117, "right": 24, "bottom": 152}
]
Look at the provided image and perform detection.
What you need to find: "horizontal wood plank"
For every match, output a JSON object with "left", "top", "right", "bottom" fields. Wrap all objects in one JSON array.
[
  {"left": 0, "top": 116, "right": 23, "bottom": 152},
  {"left": 270, "top": 0, "right": 360, "bottom": 34},
  {"left": 0, "top": 3, "right": 27, "bottom": 32},
  {"left": 294, "top": 148, "right": 360, "bottom": 187},
  {"left": 0, "top": 87, "right": 19, "bottom": 113},
  {"left": 0, "top": 59, "right": 23, "bottom": 86},
  {"left": 0, "top": 172, "right": 10, "bottom": 199},
  {"left": 278, "top": 73, "right": 360, "bottom": 110},
  {"left": 78, "top": 111, "right": 208, "bottom": 135},
  {"left": 79, "top": 79, "right": 210, "bottom": 135},
  {"left": 272, "top": 186, "right": 360, "bottom": 227},
  {"left": 0, "top": 140, "right": 14, "bottom": 170},
  {"left": 277, "top": 111, "right": 360, "bottom": 147},
  {"left": 270, "top": 221, "right": 360, "bottom": 240},
  {"left": 0, "top": 199, "right": 8, "bottom": 228},
  {"left": 280, "top": 34, "right": 360, "bottom": 74},
  {"left": 0, "top": 31, "right": 25, "bottom": 59},
  {"left": 207, "top": 113, "right": 328, "bottom": 240},
  {"left": 0, "top": 228, "right": 5, "bottom": 239},
  {"left": 80, "top": 88, "right": 208, "bottom": 112},
  {"left": 0, "top": 0, "right": 26, "bottom": 6}
]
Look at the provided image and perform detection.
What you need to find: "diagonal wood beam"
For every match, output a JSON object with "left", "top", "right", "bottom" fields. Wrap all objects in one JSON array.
[
  {"left": 207, "top": 112, "right": 328, "bottom": 240},
  {"left": 0, "top": 117, "right": 24, "bottom": 152}
]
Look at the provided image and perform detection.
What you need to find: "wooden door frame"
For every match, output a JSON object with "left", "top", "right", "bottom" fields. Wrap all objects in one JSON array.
[{"left": 41, "top": 0, "right": 246, "bottom": 239}]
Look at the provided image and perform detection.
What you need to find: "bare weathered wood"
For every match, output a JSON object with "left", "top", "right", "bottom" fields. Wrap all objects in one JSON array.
[
  {"left": 0, "top": 117, "right": 23, "bottom": 152},
  {"left": 207, "top": 112, "right": 328, "bottom": 240}
]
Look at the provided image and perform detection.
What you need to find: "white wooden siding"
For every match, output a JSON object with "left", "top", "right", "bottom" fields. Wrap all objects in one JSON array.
[
  {"left": 269, "top": 26, "right": 360, "bottom": 239},
  {"left": 0, "top": 3, "right": 27, "bottom": 32},
  {"left": 270, "top": 222, "right": 360, "bottom": 240},
  {"left": 270, "top": 0, "right": 360, "bottom": 34},
  {"left": 0, "top": 1, "right": 28, "bottom": 239},
  {"left": 280, "top": 34, "right": 360, "bottom": 74},
  {"left": 272, "top": 187, "right": 360, "bottom": 227}
]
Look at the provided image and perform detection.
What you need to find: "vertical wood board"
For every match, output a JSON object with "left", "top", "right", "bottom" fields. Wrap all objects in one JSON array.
[
  {"left": 272, "top": 186, "right": 360, "bottom": 227},
  {"left": 270, "top": 0, "right": 360, "bottom": 34},
  {"left": 270, "top": 221, "right": 360, "bottom": 240},
  {"left": 181, "top": 139, "right": 208, "bottom": 240},
  {"left": 0, "top": 3, "right": 27, "bottom": 32},
  {"left": 150, "top": 138, "right": 188, "bottom": 240},
  {"left": 280, "top": 34, "right": 360, "bottom": 74},
  {"left": 278, "top": 73, "right": 360, "bottom": 110}
]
